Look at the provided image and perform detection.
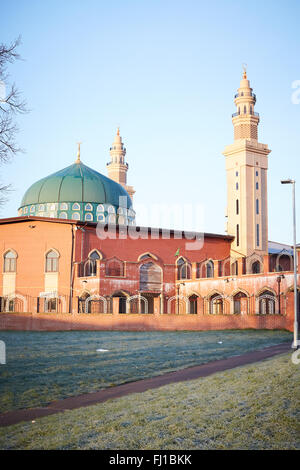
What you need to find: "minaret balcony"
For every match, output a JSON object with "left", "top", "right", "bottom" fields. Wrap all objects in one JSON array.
[
  {"left": 234, "top": 91, "right": 256, "bottom": 99},
  {"left": 232, "top": 111, "right": 259, "bottom": 118}
]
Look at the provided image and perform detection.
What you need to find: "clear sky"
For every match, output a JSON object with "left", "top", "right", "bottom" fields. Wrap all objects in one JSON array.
[{"left": 1, "top": 0, "right": 299, "bottom": 244}]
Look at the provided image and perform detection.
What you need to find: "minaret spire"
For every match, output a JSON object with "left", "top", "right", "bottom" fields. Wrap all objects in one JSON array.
[
  {"left": 106, "top": 128, "right": 135, "bottom": 200},
  {"left": 75, "top": 142, "right": 82, "bottom": 164},
  {"left": 232, "top": 67, "right": 259, "bottom": 140}
]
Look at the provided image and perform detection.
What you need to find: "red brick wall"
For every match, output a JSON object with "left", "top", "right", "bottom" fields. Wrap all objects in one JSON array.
[{"left": 0, "top": 312, "right": 293, "bottom": 332}]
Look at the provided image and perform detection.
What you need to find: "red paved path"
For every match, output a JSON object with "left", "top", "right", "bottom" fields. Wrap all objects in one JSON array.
[{"left": 0, "top": 342, "right": 291, "bottom": 427}]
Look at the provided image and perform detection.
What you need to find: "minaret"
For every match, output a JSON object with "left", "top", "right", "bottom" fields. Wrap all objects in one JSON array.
[
  {"left": 223, "top": 68, "right": 271, "bottom": 258},
  {"left": 107, "top": 128, "right": 135, "bottom": 200}
]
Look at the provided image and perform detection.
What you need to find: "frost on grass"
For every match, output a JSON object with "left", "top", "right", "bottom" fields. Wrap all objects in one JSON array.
[
  {"left": 0, "top": 329, "right": 292, "bottom": 413},
  {"left": 0, "top": 353, "right": 299, "bottom": 450}
]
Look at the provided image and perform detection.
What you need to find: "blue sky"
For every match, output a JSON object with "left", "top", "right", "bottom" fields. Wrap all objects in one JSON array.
[{"left": 1, "top": 0, "right": 299, "bottom": 244}]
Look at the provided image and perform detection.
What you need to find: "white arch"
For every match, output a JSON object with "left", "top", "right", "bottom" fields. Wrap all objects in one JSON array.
[
  {"left": 44, "top": 296, "right": 67, "bottom": 313},
  {"left": 256, "top": 292, "right": 277, "bottom": 315},
  {"left": 85, "top": 295, "right": 107, "bottom": 313},
  {"left": 167, "top": 295, "right": 189, "bottom": 314},
  {"left": 126, "top": 295, "right": 148, "bottom": 314},
  {"left": 5, "top": 294, "right": 27, "bottom": 313}
]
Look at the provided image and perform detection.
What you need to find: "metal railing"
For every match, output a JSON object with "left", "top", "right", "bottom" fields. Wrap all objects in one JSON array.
[{"left": 234, "top": 92, "right": 256, "bottom": 100}]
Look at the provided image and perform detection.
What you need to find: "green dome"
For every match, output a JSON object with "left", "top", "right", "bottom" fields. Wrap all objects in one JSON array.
[{"left": 19, "top": 161, "right": 132, "bottom": 209}]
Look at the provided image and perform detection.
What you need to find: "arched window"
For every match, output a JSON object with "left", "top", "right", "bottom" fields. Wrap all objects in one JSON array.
[
  {"left": 106, "top": 258, "right": 124, "bottom": 277},
  {"left": 72, "top": 212, "right": 80, "bottom": 220},
  {"left": 209, "top": 293, "right": 223, "bottom": 314},
  {"left": 85, "top": 213, "right": 93, "bottom": 221},
  {"left": 97, "top": 214, "right": 106, "bottom": 222},
  {"left": 259, "top": 291, "right": 275, "bottom": 314},
  {"left": 45, "top": 250, "right": 59, "bottom": 272},
  {"left": 236, "top": 199, "right": 239, "bottom": 215},
  {"left": 24, "top": 206, "right": 28, "bottom": 214},
  {"left": 107, "top": 205, "right": 115, "bottom": 214},
  {"left": 72, "top": 203, "right": 80, "bottom": 210},
  {"left": 140, "top": 262, "right": 162, "bottom": 291},
  {"left": 244, "top": 105, "right": 247, "bottom": 114},
  {"left": 256, "top": 199, "right": 259, "bottom": 214},
  {"left": 177, "top": 258, "right": 191, "bottom": 280},
  {"left": 39, "top": 204, "right": 45, "bottom": 211},
  {"left": 233, "top": 292, "right": 247, "bottom": 314},
  {"left": 84, "top": 250, "right": 100, "bottom": 277},
  {"left": 85, "top": 203, "right": 93, "bottom": 211},
  {"left": 252, "top": 261, "right": 261, "bottom": 274},
  {"left": 60, "top": 203, "right": 68, "bottom": 210},
  {"left": 189, "top": 295, "right": 198, "bottom": 314},
  {"left": 30, "top": 205, "right": 35, "bottom": 212},
  {"left": 4, "top": 251, "right": 17, "bottom": 272},
  {"left": 206, "top": 260, "right": 214, "bottom": 278},
  {"left": 97, "top": 204, "right": 104, "bottom": 212},
  {"left": 59, "top": 212, "right": 67, "bottom": 219}
]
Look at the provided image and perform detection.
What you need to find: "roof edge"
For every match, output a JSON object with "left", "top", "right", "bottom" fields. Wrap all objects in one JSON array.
[{"left": 0, "top": 216, "right": 234, "bottom": 240}]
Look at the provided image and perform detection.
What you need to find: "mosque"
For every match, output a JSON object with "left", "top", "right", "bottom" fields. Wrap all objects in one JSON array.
[{"left": 0, "top": 70, "right": 299, "bottom": 331}]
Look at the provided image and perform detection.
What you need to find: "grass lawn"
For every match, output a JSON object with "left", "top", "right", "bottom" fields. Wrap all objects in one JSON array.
[
  {"left": 0, "top": 329, "right": 292, "bottom": 413},
  {"left": 0, "top": 353, "right": 299, "bottom": 450}
]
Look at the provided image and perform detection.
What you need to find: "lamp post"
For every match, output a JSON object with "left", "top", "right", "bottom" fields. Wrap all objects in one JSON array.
[
  {"left": 281, "top": 179, "right": 298, "bottom": 348},
  {"left": 276, "top": 274, "right": 284, "bottom": 315}
]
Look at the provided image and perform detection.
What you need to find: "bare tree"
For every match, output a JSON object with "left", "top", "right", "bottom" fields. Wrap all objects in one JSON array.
[{"left": 0, "top": 36, "right": 27, "bottom": 204}]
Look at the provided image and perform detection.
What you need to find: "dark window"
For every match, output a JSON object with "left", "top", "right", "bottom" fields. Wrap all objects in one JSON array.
[
  {"left": 206, "top": 261, "right": 214, "bottom": 278},
  {"left": 256, "top": 182, "right": 259, "bottom": 190},
  {"left": 256, "top": 224, "right": 260, "bottom": 246},
  {"left": 85, "top": 251, "right": 100, "bottom": 276},
  {"left": 236, "top": 224, "right": 239, "bottom": 246},
  {"left": 189, "top": 295, "right": 198, "bottom": 314},
  {"left": 252, "top": 261, "right": 260, "bottom": 274},
  {"left": 236, "top": 199, "right": 239, "bottom": 215},
  {"left": 256, "top": 199, "right": 259, "bottom": 214},
  {"left": 244, "top": 105, "right": 247, "bottom": 114},
  {"left": 177, "top": 258, "right": 191, "bottom": 280},
  {"left": 45, "top": 250, "right": 58, "bottom": 272},
  {"left": 236, "top": 182, "right": 239, "bottom": 190}
]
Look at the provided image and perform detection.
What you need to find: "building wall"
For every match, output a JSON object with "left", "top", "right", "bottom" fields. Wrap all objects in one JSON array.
[
  {"left": 0, "top": 219, "right": 73, "bottom": 313},
  {"left": 0, "top": 218, "right": 298, "bottom": 333}
]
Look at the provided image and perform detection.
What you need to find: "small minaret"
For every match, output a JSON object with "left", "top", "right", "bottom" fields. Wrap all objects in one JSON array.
[
  {"left": 107, "top": 128, "right": 135, "bottom": 200},
  {"left": 223, "top": 67, "right": 271, "bottom": 258}
]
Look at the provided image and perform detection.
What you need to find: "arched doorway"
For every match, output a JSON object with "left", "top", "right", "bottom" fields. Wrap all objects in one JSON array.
[
  {"left": 78, "top": 292, "right": 91, "bottom": 313},
  {"left": 188, "top": 295, "right": 198, "bottom": 314},
  {"left": 258, "top": 290, "right": 276, "bottom": 314},
  {"left": 209, "top": 293, "right": 224, "bottom": 314},
  {"left": 233, "top": 292, "right": 248, "bottom": 314},
  {"left": 112, "top": 291, "right": 128, "bottom": 314}
]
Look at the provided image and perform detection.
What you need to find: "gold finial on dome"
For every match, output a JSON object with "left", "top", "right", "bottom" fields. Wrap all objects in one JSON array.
[
  {"left": 242, "top": 63, "right": 247, "bottom": 79},
  {"left": 76, "top": 142, "right": 82, "bottom": 163},
  {"left": 117, "top": 127, "right": 120, "bottom": 136}
]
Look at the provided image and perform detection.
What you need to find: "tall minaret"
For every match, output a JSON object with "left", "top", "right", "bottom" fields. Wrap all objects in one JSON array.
[
  {"left": 223, "top": 68, "right": 271, "bottom": 258},
  {"left": 107, "top": 128, "right": 135, "bottom": 200}
]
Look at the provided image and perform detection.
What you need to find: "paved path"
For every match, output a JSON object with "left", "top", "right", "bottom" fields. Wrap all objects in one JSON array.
[{"left": 0, "top": 342, "right": 291, "bottom": 427}]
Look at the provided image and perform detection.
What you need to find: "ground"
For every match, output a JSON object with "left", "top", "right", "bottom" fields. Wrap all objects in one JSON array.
[
  {"left": 0, "top": 353, "right": 299, "bottom": 450},
  {"left": 0, "top": 329, "right": 292, "bottom": 412}
]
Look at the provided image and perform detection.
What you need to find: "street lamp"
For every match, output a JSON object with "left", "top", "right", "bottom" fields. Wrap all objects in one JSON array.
[{"left": 281, "top": 179, "right": 298, "bottom": 348}]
